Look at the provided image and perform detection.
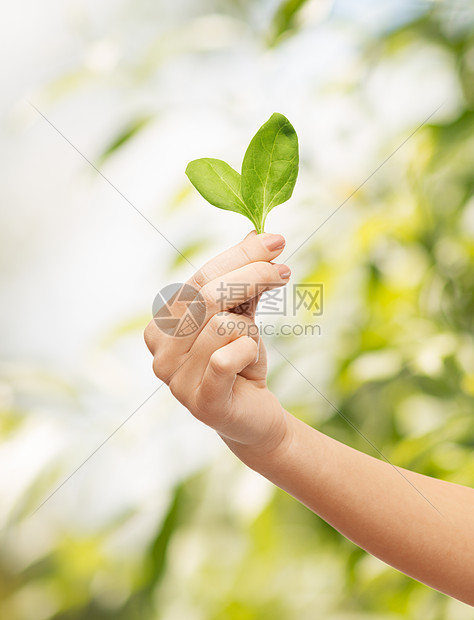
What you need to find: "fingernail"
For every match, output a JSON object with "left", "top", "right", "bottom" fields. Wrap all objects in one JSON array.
[
  {"left": 263, "top": 234, "right": 285, "bottom": 251},
  {"left": 275, "top": 264, "right": 291, "bottom": 279}
]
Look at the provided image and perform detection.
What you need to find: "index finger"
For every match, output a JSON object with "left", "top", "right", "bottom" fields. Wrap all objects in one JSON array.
[{"left": 186, "top": 231, "right": 286, "bottom": 291}]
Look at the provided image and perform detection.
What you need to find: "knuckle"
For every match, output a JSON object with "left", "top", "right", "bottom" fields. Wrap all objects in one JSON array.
[
  {"left": 189, "top": 270, "right": 205, "bottom": 290},
  {"left": 190, "top": 264, "right": 212, "bottom": 290},
  {"left": 238, "top": 242, "right": 254, "bottom": 264},
  {"left": 152, "top": 354, "right": 165, "bottom": 380},
  {"left": 192, "top": 389, "right": 217, "bottom": 421},
  {"left": 252, "top": 261, "right": 277, "bottom": 284},
  {"left": 168, "top": 374, "right": 183, "bottom": 400},
  {"left": 199, "top": 283, "right": 215, "bottom": 309},
  {"left": 144, "top": 321, "right": 158, "bottom": 353},
  {"left": 152, "top": 351, "right": 173, "bottom": 381},
  {"left": 193, "top": 389, "right": 206, "bottom": 414},
  {"left": 209, "top": 351, "right": 232, "bottom": 375}
]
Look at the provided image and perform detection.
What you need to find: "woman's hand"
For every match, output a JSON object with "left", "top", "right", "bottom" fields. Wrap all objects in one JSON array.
[{"left": 144, "top": 231, "right": 291, "bottom": 455}]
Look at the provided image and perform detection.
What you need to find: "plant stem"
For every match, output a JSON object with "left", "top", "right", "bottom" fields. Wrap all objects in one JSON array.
[{"left": 256, "top": 214, "right": 267, "bottom": 234}]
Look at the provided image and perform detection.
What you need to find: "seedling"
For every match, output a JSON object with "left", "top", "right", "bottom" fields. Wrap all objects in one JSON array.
[{"left": 185, "top": 113, "right": 299, "bottom": 234}]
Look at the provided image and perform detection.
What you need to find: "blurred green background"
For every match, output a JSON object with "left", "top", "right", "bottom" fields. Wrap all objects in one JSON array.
[{"left": 1, "top": 0, "right": 474, "bottom": 618}]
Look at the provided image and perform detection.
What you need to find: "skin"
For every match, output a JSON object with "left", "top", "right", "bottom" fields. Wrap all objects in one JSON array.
[{"left": 144, "top": 231, "right": 474, "bottom": 606}]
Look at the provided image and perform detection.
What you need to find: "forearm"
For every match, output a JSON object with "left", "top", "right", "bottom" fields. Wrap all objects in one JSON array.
[{"left": 220, "top": 409, "right": 474, "bottom": 605}]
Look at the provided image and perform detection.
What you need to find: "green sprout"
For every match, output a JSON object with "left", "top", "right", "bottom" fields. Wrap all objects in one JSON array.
[{"left": 185, "top": 113, "right": 299, "bottom": 234}]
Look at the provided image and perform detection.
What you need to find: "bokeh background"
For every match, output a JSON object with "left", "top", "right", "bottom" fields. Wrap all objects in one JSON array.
[{"left": 1, "top": 0, "right": 474, "bottom": 618}]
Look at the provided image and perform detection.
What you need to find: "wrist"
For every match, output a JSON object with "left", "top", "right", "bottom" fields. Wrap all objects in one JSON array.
[{"left": 218, "top": 405, "right": 295, "bottom": 472}]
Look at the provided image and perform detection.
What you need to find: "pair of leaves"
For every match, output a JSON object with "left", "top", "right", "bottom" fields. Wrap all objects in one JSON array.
[{"left": 185, "top": 113, "right": 299, "bottom": 234}]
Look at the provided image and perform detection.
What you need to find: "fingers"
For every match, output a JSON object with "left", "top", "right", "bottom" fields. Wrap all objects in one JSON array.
[
  {"left": 238, "top": 333, "right": 267, "bottom": 382},
  {"left": 196, "top": 336, "right": 259, "bottom": 418},
  {"left": 200, "top": 260, "right": 291, "bottom": 316},
  {"left": 147, "top": 258, "right": 290, "bottom": 360},
  {"left": 187, "top": 231, "right": 286, "bottom": 290},
  {"left": 183, "top": 312, "right": 262, "bottom": 387},
  {"left": 231, "top": 290, "right": 264, "bottom": 319},
  {"left": 145, "top": 231, "right": 289, "bottom": 372}
]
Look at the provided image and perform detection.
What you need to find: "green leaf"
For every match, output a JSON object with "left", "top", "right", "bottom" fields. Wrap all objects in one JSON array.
[
  {"left": 241, "top": 112, "right": 299, "bottom": 233},
  {"left": 185, "top": 113, "right": 299, "bottom": 233},
  {"left": 185, "top": 158, "right": 258, "bottom": 228}
]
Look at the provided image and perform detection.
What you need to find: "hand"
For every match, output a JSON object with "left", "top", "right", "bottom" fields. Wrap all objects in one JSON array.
[{"left": 144, "top": 231, "right": 291, "bottom": 455}]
